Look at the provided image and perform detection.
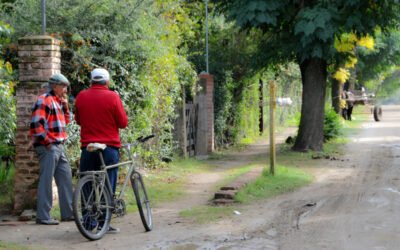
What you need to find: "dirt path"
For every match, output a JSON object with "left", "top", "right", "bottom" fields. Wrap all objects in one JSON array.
[
  {"left": 278, "top": 105, "right": 400, "bottom": 250},
  {"left": 3, "top": 106, "right": 400, "bottom": 249},
  {"left": 0, "top": 123, "right": 294, "bottom": 249}
]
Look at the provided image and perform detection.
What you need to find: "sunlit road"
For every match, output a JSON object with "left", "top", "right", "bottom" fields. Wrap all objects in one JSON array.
[{"left": 279, "top": 105, "right": 400, "bottom": 250}]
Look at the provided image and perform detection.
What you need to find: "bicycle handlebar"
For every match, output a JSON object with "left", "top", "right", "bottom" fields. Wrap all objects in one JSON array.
[
  {"left": 122, "top": 134, "right": 154, "bottom": 149},
  {"left": 136, "top": 134, "right": 155, "bottom": 143}
]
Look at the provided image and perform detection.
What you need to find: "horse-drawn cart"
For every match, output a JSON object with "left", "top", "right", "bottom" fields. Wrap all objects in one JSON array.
[{"left": 348, "top": 89, "right": 382, "bottom": 122}]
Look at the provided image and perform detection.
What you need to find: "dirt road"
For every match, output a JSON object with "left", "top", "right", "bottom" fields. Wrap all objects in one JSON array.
[
  {"left": 279, "top": 105, "right": 400, "bottom": 250},
  {"left": 2, "top": 105, "right": 400, "bottom": 250}
]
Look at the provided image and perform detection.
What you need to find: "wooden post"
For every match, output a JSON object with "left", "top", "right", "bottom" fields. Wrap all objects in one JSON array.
[
  {"left": 181, "top": 85, "right": 188, "bottom": 158},
  {"left": 259, "top": 79, "right": 264, "bottom": 135},
  {"left": 269, "top": 81, "right": 276, "bottom": 175}
]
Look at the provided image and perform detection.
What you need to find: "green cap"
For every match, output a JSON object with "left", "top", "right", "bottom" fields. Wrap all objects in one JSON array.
[{"left": 48, "top": 73, "right": 70, "bottom": 86}]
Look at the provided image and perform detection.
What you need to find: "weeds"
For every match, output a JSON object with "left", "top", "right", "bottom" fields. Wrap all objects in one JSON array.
[
  {"left": 235, "top": 165, "right": 313, "bottom": 203},
  {"left": 0, "top": 163, "right": 14, "bottom": 212}
]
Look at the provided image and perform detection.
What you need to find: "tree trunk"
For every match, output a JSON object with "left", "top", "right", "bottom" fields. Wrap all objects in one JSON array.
[
  {"left": 293, "top": 58, "right": 327, "bottom": 152},
  {"left": 331, "top": 78, "right": 341, "bottom": 114}
]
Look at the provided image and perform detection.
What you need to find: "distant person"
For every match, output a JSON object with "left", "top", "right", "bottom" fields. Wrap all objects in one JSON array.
[
  {"left": 341, "top": 91, "right": 348, "bottom": 120},
  {"left": 74, "top": 68, "right": 128, "bottom": 233},
  {"left": 346, "top": 91, "right": 355, "bottom": 121},
  {"left": 30, "top": 73, "right": 74, "bottom": 225}
]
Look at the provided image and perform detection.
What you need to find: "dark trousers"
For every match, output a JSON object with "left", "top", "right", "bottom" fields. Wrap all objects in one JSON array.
[
  {"left": 347, "top": 106, "right": 353, "bottom": 121},
  {"left": 80, "top": 147, "right": 120, "bottom": 194}
]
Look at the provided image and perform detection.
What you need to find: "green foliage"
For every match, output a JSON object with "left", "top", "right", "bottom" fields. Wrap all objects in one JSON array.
[
  {"left": 0, "top": 162, "right": 14, "bottom": 211},
  {"left": 272, "top": 63, "right": 302, "bottom": 126},
  {"left": 357, "top": 29, "right": 400, "bottom": 95},
  {"left": 324, "top": 107, "right": 342, "bottom": 141},
  {"left": 0, "top": 60, "right": 15, "bottom": 145},
  {"left": 2, "top": 0, "right": 198, "bottom": 163},
  {"left": 219, "top": 0, "right": 400, "bottom": 63},
  {"left": 294, "top": 6, "right": 337, "bottom": 61},
  {"left": 217, "top": 0, "right": 400, "bottom": 151},
  {"left": 286, "top": 111, "right": 301, "bottom": 127},
  {"left": 236, "top": 76, "right": 261, "bottom": 142},
  {"left": 185, "top": 4, "right": 303, "bottom": 147},
  {"left": 0, "top": 21, "right": 15, "bottom": 158},
  {"left": 375, "top": 69, "right": 400, "bottom": 103},
  {"left": 65, "top": 120, "right": 81, "bottom": 172}
]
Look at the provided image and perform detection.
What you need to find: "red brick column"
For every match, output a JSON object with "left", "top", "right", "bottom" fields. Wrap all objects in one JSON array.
[
  {"left": 14, "top": 36, "right": 61, "bottom": 214},
  {"left": 196, "top": 73, "right": 214, "bottom": 155}
]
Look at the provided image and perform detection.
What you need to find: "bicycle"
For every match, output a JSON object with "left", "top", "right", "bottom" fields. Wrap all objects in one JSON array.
[{"left": 73, "top": 135, "right": 154, "bottom": 240}]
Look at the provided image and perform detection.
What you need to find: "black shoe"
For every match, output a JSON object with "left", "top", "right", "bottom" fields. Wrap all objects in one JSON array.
[
  {"left": 36, "top": 218, "right": 60, "bottom": 225},
  {"left": 61, "top": 216, "right": 74, "bottom": 222},
  {"left": 106, "top": 226, "right": 120, "bottom": 234}
]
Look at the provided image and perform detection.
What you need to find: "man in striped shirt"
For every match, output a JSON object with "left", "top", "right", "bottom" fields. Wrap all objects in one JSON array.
[{"left": 30, "top": 73, "right": 74, "bottom": 225}]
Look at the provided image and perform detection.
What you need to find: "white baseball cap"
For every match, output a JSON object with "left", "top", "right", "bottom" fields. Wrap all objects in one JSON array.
[{"left": 90, "top": 68, "right": 110, "bottom": 84}]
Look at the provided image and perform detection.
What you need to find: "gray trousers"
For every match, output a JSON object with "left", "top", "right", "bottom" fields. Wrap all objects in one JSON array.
[{"left": 35, "top": 144, "right": 73, "bottom": 220}]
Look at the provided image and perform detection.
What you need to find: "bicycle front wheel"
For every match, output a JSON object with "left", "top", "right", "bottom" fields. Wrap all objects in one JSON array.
[
  {"left": 131, "top": 172, "right": 153, "bottom": 231},
  {"left": 73, "top": 175, "right": 112, "bottom": 240}
]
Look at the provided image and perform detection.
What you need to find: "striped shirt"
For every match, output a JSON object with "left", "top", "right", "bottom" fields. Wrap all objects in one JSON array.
[{"left": 30, "top": 91, "right": 71, "bottom": 146}]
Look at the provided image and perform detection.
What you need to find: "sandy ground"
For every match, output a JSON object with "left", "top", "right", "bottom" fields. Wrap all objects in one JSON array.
[{"left": 1, "top": 105, "right": 400, "bottom": 250}]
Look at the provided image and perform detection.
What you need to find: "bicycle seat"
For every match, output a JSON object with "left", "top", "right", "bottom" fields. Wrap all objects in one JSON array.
[{"left": 86, "top": 143, "right": 107, "bottom": 152}]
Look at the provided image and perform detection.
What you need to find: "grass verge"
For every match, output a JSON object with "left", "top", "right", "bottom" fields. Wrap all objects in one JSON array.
[
  {"left": 0, "top": 164, "right": 14, "bottom": 213},
  {"left": 180, "top": 165, "right": 312, "bottom": 224},
  {"left": 180, "top": 205, "right": 237, "bottom": 224},
  {"left": 0, "top": 241, "right": 41, "bottom": 250},
  {"left": 235, "top": 165, "right": 313, "bottom": 203},
  {"left": 124, "top": 158, "right": 215, "bottom": 212}
]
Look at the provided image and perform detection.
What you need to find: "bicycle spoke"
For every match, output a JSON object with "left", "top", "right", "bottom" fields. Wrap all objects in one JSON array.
[{"left": 73, "top": 175, "right": 111, "bottom": 240}]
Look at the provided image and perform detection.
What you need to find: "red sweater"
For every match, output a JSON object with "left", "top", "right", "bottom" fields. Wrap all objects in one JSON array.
[{"left": 75, "top": 85, "right": 128, "bottom": 148}]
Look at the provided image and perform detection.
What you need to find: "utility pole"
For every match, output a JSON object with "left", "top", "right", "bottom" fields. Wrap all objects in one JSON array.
[
  {"left": 205, "top": 0, "right": 209, "bottom": 73},
  {"left": 41, "top": 0, "right": 46, "bottom": 35}
]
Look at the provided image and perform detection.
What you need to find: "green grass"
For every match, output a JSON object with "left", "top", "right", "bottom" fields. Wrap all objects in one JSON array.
[
  {"left": 0, "top": 241, "right": 43, "bottom": 250},
  {"left": 235, "top": 165, "right": 313, "bottom": 203},
  {"left": 217, "top": 164, "right": 260, "bottom": 188},
  {"left": 0, "top": 164, "right": 14, "bottom": 212},
  {"left": 341, "top": 105, "right": 370, "bottom": 137},
  {"left": 145, "top": 158, "right": 214, "bottom": 203},
  {"left": 180, "top": 205, "right": 236, "bottom": 224},
  {"left": 239, "top": 137, "right": 255, "bottom": 145},
  {"left": 123, "top": 158, "right": 215, "bottom": 212},
  {"left": 179, "top": 164, "right": 312, "bottom": 224}
]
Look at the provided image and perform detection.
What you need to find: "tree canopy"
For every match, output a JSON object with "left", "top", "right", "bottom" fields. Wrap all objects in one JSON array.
[{"left": 215, "top": 0, "right": 400, "bottom": 151}]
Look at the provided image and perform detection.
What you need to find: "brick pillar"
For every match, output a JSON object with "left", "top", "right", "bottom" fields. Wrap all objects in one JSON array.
[
  {"left": 195, "top": 73, "right": 214, "bottom": 156},
  {"left": 14, "top": 36, "right": 61, "bottom": 214}
]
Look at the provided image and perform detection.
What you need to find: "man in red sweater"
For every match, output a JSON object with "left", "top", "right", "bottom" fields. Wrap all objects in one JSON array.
[{"left": 74, "top": 68, "right": 128, "bottom": 233}]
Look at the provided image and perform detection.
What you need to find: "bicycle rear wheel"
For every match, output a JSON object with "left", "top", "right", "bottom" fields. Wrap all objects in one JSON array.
[
  {"left": 131, "top": 172, "right": 153, "bottom": 231},
  {"left": 73, "top": 175, "right": 112, "bottom": 240}
]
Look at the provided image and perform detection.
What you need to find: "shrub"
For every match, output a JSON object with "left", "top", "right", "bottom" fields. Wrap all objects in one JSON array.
[{"left": 324, "top": 107, "right": 342, "bottom": 141}]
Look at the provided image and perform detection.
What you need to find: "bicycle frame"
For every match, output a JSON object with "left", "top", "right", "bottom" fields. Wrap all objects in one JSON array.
[{"left": 77, "top": 143, "right": 139, "bottom": 205}]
